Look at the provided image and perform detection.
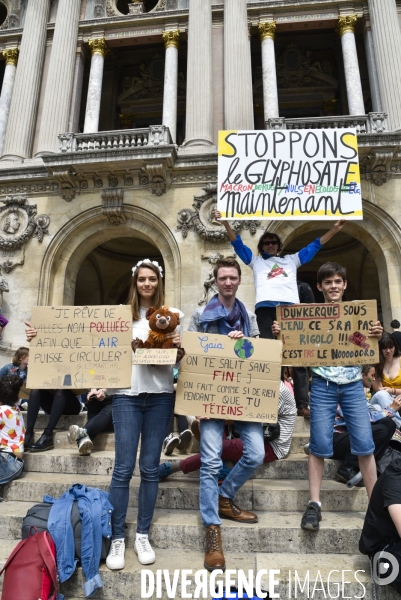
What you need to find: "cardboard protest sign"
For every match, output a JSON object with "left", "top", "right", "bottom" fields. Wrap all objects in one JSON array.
[
  {"left": 277, "top": 300, "right": 379, "bottom": 367},
  {"left": 133, "top": 348, "right": 177, "bottom": 365},
  {"left": 27, "top": 305, "right": 132, "bottom": 389},
  {"left": 175, "top": 332, "right": 282, "bottom": 423},
  {"left": 217, "top": 128, "right": 361, "bottom": 220}
]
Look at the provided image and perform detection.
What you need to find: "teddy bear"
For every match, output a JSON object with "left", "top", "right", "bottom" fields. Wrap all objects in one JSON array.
[{"left": 132, "top": 306, "right": 185, "bottom": 359}]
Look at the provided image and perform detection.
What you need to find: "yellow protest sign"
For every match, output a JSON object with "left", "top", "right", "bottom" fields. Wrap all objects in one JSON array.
[
  {"left": 277, "top": 300, "right": 379, "bottom": 367},
  {"left": 217, "top": 128, "right": 361, "bottom": 220},
  {"left": 27, "top": 305, "right": 133, "bottom": 389},
  {"left": 175, "top": 332, "right": 282, "bottom": 422}
]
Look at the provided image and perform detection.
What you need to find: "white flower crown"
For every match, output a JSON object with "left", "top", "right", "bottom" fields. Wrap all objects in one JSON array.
[{"left": 132, "top": 259, "right": 163, "bottom": 278}]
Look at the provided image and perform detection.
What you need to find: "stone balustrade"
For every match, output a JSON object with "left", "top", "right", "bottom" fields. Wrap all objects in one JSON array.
[
  {"left": 58, "top": 125, "right": 172, "bottom": 153},
  {"left": 266, "top": 112, "right": 387, "bottom": 135}
]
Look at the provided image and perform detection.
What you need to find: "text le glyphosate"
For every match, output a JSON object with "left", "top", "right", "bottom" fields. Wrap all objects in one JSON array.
[{"left": 217, "top": 128, "right": 361, "bottom": 220}]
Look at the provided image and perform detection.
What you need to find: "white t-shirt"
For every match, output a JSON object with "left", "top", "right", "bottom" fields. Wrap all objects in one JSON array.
[
  {"left": 249, "top": 253, "right": 301, "bottom": 305},
  {"left": 110, "top": 306, "right": 183, "bottom": 396}
]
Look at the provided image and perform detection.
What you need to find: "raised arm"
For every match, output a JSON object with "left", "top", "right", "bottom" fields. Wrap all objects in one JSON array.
[
  {"left": 215, "top": 210, "right": 253, "bottom": 265},
  {"left": 319, "top": 220, "right": 346, "bottom": 245},
  {"left": 297, "top": 220, "right": 346, "bottom": 266},
  {"left": 214, "top": 210, "right": 237, "bottom": 242}
]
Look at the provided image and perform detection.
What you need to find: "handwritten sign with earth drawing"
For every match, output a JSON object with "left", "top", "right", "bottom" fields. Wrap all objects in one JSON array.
[
  {"left": 27, "top": 305, "right": 133, "bottom": 389},
  {"left": 277, "top": 300, "right": 379, "bottom": 367},
  {"left": 175, "top": 332, "right": 282, "bottom": 423},
  {"left": 217, "top": 128, "right": 361, "bottom": 220}
]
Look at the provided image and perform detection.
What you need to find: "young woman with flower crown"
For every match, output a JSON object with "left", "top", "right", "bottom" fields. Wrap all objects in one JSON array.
[{"left": 104, "top": 259, "right": 183, "bottom": 570}]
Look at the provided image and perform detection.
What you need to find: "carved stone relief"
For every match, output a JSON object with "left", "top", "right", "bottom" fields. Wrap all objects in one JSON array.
[
  {"left": 198, "top": 252, "right": 236, "bottom": 306},
  {"left": 101, "top": 188, "right": 126, "bottom": 225},
  {"left": 360, "top": 150, "right": 394, "bottom": 186},
  {"left": 140, "top": 163, "right": 168, "bottom": 196},
  {"left": 0, "top": 195, "right": 50, "bottom": 272},
  {"left": 177, "top": 184, "right": 261, "bottom": 241}
]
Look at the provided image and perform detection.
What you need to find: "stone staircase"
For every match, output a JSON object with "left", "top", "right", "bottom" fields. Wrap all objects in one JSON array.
[{"left": 0, "top": 413, "right": 398, "bottom": 599}]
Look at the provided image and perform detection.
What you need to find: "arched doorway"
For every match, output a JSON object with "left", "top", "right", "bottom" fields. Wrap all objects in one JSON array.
[
  {"left": 74, "top": 235, "right": 164, "bottom": 306},
  {"left": 37, "top": 206, "right": 181, "bottom": 309}
]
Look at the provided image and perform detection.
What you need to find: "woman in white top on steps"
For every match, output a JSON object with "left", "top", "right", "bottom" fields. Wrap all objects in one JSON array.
[{"left": 105, "top": 259, "right": 183, "bottom": 570}]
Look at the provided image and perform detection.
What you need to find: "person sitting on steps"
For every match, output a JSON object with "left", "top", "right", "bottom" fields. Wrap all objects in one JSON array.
[{"left": 67, "top": 388, "right": 114, "bottom": 456}]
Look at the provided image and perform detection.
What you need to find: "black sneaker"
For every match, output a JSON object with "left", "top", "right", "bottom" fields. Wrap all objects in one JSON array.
[
  {"left": 336, "top": 466, "right": 364, "bottom": 487},
  {"left": 301, "top": 502, "right": 322, "bottom": 531},
  {"left": 177, "top": 429, "right": 193, "bottom": 452}
]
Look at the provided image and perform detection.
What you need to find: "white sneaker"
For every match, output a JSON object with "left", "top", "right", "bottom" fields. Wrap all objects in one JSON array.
[
  {"left": 67, "top": 425, "right": 87, "bottom": 444},
  {"left": 134, "top": 536, "right": 156, "bottom": 565},
  {"left": 106, "top": 538, "right": 125, "bottom": 570},
  {"left": 78, "top": 435, "right": 93, "bottom": 456},
  {"left": 163, "top": 433, "right": 179, "bottom": 456}
]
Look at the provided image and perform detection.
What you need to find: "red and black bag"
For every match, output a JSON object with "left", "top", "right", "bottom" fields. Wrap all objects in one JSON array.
[{"left": 0, "top": 528, "right": 58, "bottom": 600}]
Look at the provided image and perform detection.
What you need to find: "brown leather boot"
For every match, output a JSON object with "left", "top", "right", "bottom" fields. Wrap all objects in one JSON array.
[
  {"left": 218, "top": 496, "right": 258, "bottom": 523},
  {"left": 204, "top": 525, "right": 225, "bottom": 572}
]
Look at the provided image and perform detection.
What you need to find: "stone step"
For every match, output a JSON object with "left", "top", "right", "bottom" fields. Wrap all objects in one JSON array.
[
  {"left": 29, "top": 429, "right": 116, "bottom": 451},
  {"left": 2, "top": 539, "right": 392, "bottom": 600},
  {"left": 293, "top": 415, "right": 311, "bottom": 433},
  {"left": 25, "top": 412, "right": 310, "bottom": 434},
  {"left": 0, "top": 501, "right": 366, "bottom": 555},
  {"left": 290, "top": 432, "right": 309, "bottom": 454},
  {"left": 22, "top": 412, "right": 88, "bottom": 430},
  {"left": 28, "top": 428, "right": 306, "bottom": 454},
  {"left": 2, "top": 473, "right": 368, "bottom": 513},
  {"left": 22, "top": 449, "right": 340, "bottom": 479},
  {"left": 23, "top": 449, "right": 341, "bottom": 479}
]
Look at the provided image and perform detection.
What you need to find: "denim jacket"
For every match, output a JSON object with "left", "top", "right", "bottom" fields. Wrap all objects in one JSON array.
[{"left": 44, "top": 484, "right": 113, "bottom": 598}]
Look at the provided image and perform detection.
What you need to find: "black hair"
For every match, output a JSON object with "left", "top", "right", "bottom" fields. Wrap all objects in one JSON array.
[
  {"left": 391, "top": 319, "right": 400, "bottom": 329},
  {"left": 361, "top": 364, "right": 375, "bottom": 376},
  {"left": 0, "top": 374, "right": 24, "bottom": 406},
  {"left": 317, "top": 262, "right": 347, "bottom": 285},
  {"left": 376, "top": 333, "right": 400, "bottom": 381},
  {"left": 257, "top": 232, "right": 282, "bottom": 255}
]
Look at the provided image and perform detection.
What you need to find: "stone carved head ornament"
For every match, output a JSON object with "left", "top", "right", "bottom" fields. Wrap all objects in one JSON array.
[{"left": 132, "top": 259, "right": 164, "bottom": 278}]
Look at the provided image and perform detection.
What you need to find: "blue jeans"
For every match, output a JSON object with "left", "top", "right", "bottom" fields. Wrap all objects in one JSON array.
[
  {"left": 0, "top": 452, "right": 24, "bottom": 485},
  {"left": 199, "top": 419, "right": 264, "bottom": 527},
  {"left": 109, "top": 393, "right": 174, "bottom": 538},
  {"left": 309, "top": 376, "right": 374, "bottom": 458}
]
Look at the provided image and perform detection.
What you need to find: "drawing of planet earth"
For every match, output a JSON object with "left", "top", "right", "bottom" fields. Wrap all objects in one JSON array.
[{"left": 234, "top": 338, "right": 255, "bottom": 359}]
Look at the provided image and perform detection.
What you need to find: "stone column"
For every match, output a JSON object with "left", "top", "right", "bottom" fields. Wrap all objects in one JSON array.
[
  {"left": 0, "top": 49, "right": 19, "bottom": 156},
  {"left": 2, "top": 0, "right": 50, "bottom": 159},
  {"left": 36, "top": 0, "right": 81, "bottom": 155},
  {"left": 83, "top": 38, "right": 109, "bottom": 134},
  {"left": 183, "top": 0, "right": 213, "bottom": 146},
  {"left": 336, "top": 16, "right": 365, "bottom": 116},
  {"left": 258, "top": 21, "right": 279, "bottom": 121},
  {"left": 224, "top": 0, "right": 254, "bottom": 130},
  {"left": 162, "top": 30, "right": 180, "bottom": 143},
  {"left": 364, "top": 23, "right": 382, "bottom": 112},
  {"left": 367, "top": 0, "right": 401, "bottom": 130},
  {"left": 68, "top": 43, "right": 86, "bottom": 133}
]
